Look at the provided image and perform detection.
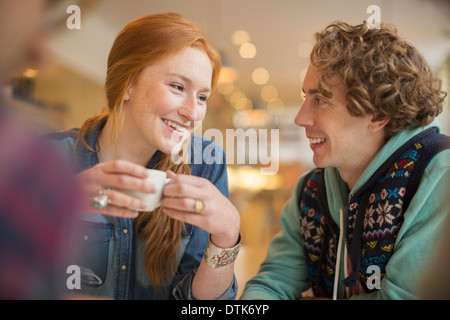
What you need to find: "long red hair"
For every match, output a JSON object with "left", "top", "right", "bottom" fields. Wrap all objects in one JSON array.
[{"left": 76, "top": 12, "right": 221, "bottom": 289}]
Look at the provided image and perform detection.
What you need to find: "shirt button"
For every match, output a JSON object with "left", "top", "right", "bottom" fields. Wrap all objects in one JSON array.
[
  {"left": 83, "top": 235, "right": 88, "bottom": 241},
  {"left": 121, "top": 265, "right": 127, "bottom": 270},
  {"left": 123, "top": 228, "right": 128, "bottom": 234}
]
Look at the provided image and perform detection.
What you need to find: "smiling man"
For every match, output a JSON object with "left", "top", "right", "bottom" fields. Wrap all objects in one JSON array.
[
  {"left": 298, "top": 64, "right": 389, "bottom": 191},
  {"left": 241, "top": 21, "right": 450, "bottom": 300}
]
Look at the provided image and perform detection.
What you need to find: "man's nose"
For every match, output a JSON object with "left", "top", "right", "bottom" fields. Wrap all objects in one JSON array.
[{"left": 294, "top": 100, "right": 312, "bottom": 127}]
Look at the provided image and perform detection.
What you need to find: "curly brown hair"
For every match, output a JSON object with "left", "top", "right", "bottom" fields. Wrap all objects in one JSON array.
[{"left": 310, "top": 21, "right": 447, "bottom": 139}]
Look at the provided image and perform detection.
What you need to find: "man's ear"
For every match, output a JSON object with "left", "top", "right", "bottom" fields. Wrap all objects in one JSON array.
[{"left": 368, "top": 114, "right": 390, "bottom": 133}]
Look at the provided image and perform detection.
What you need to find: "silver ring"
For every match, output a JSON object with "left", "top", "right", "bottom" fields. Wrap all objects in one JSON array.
[
  {"left": 90, "top": 189, "right": 109, "bottom": 210},
  {"left": 195, "top": 199, "right": 205, "bottom": 214}
]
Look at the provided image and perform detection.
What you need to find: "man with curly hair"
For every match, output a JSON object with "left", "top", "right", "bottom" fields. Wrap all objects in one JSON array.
[{"left": 241, "top": 21, "right": 450, "bottom": 300}]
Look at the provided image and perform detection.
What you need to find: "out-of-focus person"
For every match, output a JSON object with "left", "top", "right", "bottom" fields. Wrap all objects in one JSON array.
[
  {"left": 419, "top": 211, "right": 450, "bottom": 299},
  {"left": 0, "top": 0, "right": 86, "bottom": 299}
]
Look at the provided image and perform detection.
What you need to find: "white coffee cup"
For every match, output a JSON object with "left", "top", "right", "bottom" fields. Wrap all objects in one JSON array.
[{"left": 119, "top": 169, "right": 171, "bottom": 211}]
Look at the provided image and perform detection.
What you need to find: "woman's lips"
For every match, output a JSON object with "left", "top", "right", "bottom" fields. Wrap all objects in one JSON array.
[{"left": 162, "top": 118, "right": 189, "bottom": 133}]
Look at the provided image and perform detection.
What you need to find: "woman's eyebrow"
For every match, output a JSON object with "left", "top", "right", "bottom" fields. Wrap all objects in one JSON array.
[{"left": 167, "top": 73, "right": 211, "bottom": 93}]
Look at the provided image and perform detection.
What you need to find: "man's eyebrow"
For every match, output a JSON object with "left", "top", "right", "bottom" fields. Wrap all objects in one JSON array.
[{"left": 301, "top": 87, "right": 320, "bottom": 95}]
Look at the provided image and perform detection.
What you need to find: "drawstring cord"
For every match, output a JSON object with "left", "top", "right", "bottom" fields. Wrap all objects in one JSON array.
[{"left": 333, "top": 208, "right": 345, "bottom": 300}]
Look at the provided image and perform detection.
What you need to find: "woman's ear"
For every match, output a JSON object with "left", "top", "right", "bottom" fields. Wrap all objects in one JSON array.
[{"left": 123, "top": 86, "right": 133, "bottom": 102}]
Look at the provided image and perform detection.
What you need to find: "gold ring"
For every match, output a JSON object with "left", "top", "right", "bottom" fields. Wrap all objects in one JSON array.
[{"left": 195, "top": 199, "right": 205, "bottom": 214}]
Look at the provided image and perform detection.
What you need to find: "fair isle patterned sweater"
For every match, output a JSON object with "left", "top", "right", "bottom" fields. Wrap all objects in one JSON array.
[{"left": 299, "top": 127, "right": 450, "bottom": 298}]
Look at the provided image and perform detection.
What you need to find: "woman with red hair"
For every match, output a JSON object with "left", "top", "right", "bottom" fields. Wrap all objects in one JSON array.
[{"left": 49, "top": 12, "right": 240, "bottom": 300}]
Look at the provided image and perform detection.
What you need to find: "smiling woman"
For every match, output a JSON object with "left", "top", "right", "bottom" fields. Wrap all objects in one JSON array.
[
  {"left": 47, "top": 12, "right": 241, "bottom": 300},
  {"left": 120, "top": 47, "right": 213, "bottom": 157}
]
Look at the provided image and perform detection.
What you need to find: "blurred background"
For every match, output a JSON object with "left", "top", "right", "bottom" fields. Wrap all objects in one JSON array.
[{"left": 4, "top": 0, "right": 449, "bottom": 297}]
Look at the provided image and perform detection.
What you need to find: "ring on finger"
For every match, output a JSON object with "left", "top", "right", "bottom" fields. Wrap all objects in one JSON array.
[
  {"left": 90, "top": 188, "right": 109, "bottom": 210},
  {"left": 194, "top": 199, "right": 205, "bottom": 214}
]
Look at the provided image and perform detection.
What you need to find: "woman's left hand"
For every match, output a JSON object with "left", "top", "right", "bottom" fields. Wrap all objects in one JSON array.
[{"left": 161, "top": 171, "right": 240, "bottom": 248}]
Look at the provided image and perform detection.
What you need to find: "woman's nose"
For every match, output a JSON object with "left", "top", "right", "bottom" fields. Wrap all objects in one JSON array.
[{"left": 178, "top": 96, "right": 199, "bottom": 121}]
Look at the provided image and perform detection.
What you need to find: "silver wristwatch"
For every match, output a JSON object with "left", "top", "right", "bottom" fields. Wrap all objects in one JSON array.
[{"left": 203, "top": 234, "right": 241, "bottom": 268}]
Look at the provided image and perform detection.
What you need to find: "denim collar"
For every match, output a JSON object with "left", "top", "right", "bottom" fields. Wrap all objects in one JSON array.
[{"left": 76, "top": 117, "right": 162, "bottom": 171}]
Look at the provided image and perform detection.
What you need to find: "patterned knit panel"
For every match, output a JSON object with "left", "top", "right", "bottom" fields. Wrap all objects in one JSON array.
[
  {"left": 299, "top": 168, "right": 337, "bottom": 297},
  {"left": 346, "top": 144, "right": 422, "bottom": 291}
]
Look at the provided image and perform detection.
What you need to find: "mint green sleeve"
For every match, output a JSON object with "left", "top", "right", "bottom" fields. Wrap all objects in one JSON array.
[
  {"left": 240, "top": 176, "right": 311, "bottom": 300},
  {"left": 350, "top": 150, "right": 450, "bottom": 300}
]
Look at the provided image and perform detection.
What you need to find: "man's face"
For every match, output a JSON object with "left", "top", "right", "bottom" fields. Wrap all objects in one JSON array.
[
  {"left": 295, "top": 64, "right": 383, "bottom": 186},
  {"left": 0, "top": 0, "right": 48, "bottom": 82}
]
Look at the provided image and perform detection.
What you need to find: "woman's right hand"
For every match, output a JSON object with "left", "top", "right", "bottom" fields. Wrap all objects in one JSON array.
[{"left": 76, "top": 160, "right": 155, "bottom": 218}]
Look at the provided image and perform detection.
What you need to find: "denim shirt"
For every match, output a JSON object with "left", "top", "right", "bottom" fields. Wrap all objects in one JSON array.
[{"left": 48, "top": 121, "right": 237, "bottom": 300}]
